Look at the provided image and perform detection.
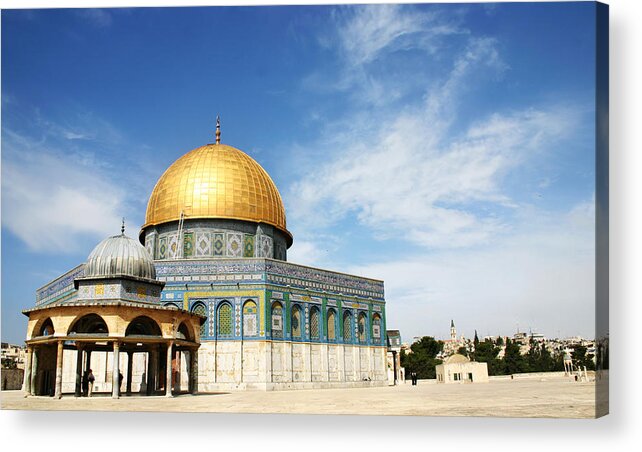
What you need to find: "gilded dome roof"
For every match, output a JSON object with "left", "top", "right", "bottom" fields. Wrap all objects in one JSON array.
[
  {"left": 143, "top": 143, "right": 290, "bottom": 241},
  {"left": 85, "top": 233, "right": 156, "bottom": 280}
]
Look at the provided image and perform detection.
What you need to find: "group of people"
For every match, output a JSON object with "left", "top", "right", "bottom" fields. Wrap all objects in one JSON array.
[{"left": 80, "top": 369, "right": 124, "bottom": 396}]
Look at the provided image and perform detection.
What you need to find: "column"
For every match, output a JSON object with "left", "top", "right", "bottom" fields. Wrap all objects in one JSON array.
[
  {"left": 147, "top": 348, "right": 157, "bottom": 395},
  {"left": 165, "top": 341, "right": 174, "bottom": 397},
  {"left": 74, "top": 345, "right": 83, "bottom": 397},
  {"left": 54, "top": 340, "right": 64, "bottom": 399},
  {"left": 30, "top": 347, "right": 39, "bottom": 396},
  {"left": 189, "top": 348, "right": 198, "bottom": 394},
  {"left": 126, "top": 351, "right": 134, "bottom": 395},
  {"left": 112, "top": 341, "right": 120, "bottom": 399},
  {"left": 23, "top": 346, "right": 33, "bottom": 396}
]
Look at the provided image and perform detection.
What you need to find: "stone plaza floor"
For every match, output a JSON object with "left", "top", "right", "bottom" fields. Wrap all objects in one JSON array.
[{"left": 0, "top": 376, "right": 598, "bottom": 418}]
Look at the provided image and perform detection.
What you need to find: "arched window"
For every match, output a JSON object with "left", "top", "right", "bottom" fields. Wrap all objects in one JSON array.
[
  {"left": 243, "top": 300, "right": 258, "bottom": 337},
  {"left": 343, "top": 311, "right": 352, "bottom": 342},
  {"left": 358, "top": 312, "right": 367, "bottom": 343},
  {"left": 271, "top": 302, "right": 283, "bottom": 338},
  {"left": 217, "top": 302, "right": 233, "bottom": 337},
  {"left": 327, "top": 309, "right": 336, "bottom": 341},
  {"left": 126, "top": 316, "right": 162, "bottom": 336},
  {"left": 372, "top": 313, "right": 382, "bottom": 342},
  {"left": 69, "top": 314, "right": 109, "bottom": 335},
  {"left": 191, "top": 303, "right": 207, "bottom": 337},
  {"left": 291, "top": 305, "right": 302, "bottom": 339},
  {"left": 310, "top": 306, "right": 320, "bottom": 340},
  {"left": 39, "top": 318, "right": 55, "bottom": 337}
]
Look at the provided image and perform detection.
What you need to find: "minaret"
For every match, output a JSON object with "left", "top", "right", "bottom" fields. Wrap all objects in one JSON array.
[{"left": 450, "top": 319, "right": 456, "bottom": 341}]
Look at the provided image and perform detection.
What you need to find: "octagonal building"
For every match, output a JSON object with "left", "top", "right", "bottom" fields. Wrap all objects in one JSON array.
[{"left": 29, "top": 122, "right": 388, "bottom": 392}]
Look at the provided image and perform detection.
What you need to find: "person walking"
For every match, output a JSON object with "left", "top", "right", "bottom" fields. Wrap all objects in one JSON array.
[{"left": 87, "top": 369, "right": 95, "bottom": 397}]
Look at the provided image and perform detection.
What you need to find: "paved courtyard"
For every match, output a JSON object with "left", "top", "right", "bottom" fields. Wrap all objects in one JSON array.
[{"left": 1, "top": 376, "right": 598, "bottom": 418}]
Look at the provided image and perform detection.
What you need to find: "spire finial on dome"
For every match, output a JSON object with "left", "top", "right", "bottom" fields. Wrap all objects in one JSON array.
[
  {"left": 215, "top": 115, "right": 221, "bottom": 144},
  {"left": 121, "top": 217, "right": 125, "bottom": 235}
]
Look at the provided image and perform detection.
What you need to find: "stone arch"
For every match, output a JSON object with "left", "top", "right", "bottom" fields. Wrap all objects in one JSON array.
[
  {"left": 217, "top": 301, "right": 233, "bottom": 338},
  {"left": 271, "top": 301, "right": 283, "bottom": 338},
  {"left": 358, "top": 311, "right": 367, "bottom": 343},
  {"left": 343, "top": 310, "right": 352, "bottom": 342},
  {"left": 309, "top": 306, "right": 320, "bottom": 340},
  {"left": 176, "top": 321, "right": 194, "bottom": 341},
  {"left": 191, "top": 302, "right": 207, "bottom": 337},
  {"left": 291, "top": 304, "right": 302, "bottom": 339},
  {"left": 242, "top": 300, "right": 258, "bottom": 337},
  {"left": 68, "top": 313, "right": 109, "bottom": 335},
  {"left": 327, "top": 308, "right": 337, "bottom": 341},
  {"left": 125, "top": 316, "right": 162, "bottom": 336},
  {"left": 35, "top": 318, "right": 55, "bottom": 337},
  {"left": 164, "top": 302, "right": 180, "bottom": 309}
]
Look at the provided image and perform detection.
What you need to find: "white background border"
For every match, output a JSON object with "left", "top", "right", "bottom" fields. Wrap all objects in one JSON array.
[{"left": 1, "top": 0, "right": 639, "bottom": 450}]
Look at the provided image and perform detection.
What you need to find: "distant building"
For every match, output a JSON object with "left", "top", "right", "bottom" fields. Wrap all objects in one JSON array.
[
  {"left": 1, "top": 343, "right": 26, "bottom": 369},
  {"left": 436, "top": 354, "right": 488, "bottom": 384}
]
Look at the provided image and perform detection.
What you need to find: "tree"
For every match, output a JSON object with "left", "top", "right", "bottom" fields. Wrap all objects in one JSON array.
[
  {"left": 471, "top": 339, "right": 502, "bottom": 375},
  {"left": 400, "top": 336, "right": 444, "bottom": 379},
  {"left": 503, "top": 338, "right": 527, "bottom": 374},
  {"left": 571, "top": 345, "right": 596, "bottom": 371},
  {"left": 473, "top": 330, "right": 480, "bottom": 348}
]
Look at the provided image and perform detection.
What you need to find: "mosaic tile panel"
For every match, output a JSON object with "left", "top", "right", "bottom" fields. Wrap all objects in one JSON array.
[
  {"left": 158, "top": 237, "right": 167, "bottom": 259},
  {"left": 260, "top": 236, "right": 273, "bottom": 258},
  {"left": 243, "top": 234, "right": 255, "bottom": 258},
  {"left": 168, "top": 233, "right": 179, "bottom": 259},
  {"left": 145, "top": 233, "right": 155, "bottom": 259},
  {"left": 212, "top": 232, "right": 224, "bottom": 256},
  {"left": 226, "top": 233, "right": 242, "bottom": 257},
  {"left": 195, "top": 231, "right": 211, "bottom": 257},
  {"left": 183, "top": 232, "right": 194, "bottom": 258}
]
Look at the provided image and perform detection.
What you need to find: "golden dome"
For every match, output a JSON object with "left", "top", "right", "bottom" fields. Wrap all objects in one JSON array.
[{"left": 142, "top": 143, "right": 291, "bottom": 242}]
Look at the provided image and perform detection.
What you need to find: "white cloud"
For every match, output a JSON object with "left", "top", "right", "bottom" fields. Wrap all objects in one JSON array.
[
  {"left": 1, "top": 130, "right": 134, "bottom": 253},
  {"left": 76, "top": 9, "right": 112, "bottom": 28},
  {"left": 347, "top": 200, "right": 595, "bottom": 340}
]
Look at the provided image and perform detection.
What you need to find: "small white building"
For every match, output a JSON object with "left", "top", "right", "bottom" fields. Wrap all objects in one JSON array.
[{"left": 436, "top": 354, "right": 488, "bottom": 384}]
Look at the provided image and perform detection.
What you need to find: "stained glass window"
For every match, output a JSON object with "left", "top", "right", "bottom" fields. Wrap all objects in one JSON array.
[
  {"left": 327, "top": 309, "right": 336, "bottom": 341},
  {"left": 192, "top": 303, "right": 207, "bottom": 337},
  {"left": 291, "top": 305, "right": 301, "bottom": 338},
  {"left": 243, "top": 300, "right": 257, "bottom": 337},
  {"left": 272, "top": 302, "right": 283, "bottom": 338},
  {"left": 310, "top": 307, "right": 320, "bottom": 340},
  {"left": 218, "top": 303, "right": 232, "bottom": 337},
  {"left": 358, "top": 312, "right": 367, "bottom": 343},
  {"left": 343, "top": 311, "right": 352, "bottom": 342}
]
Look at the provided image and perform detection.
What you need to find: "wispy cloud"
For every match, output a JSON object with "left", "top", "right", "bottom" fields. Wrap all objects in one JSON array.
[
  {"left": 1, "top": 133, "right": 127, "bottom": 253},
  {"left": 1, "top": 104, "right": 151, "bottom": 253},
  {"left": 289, "top": 14, "right": 576, "bottom": 249}
]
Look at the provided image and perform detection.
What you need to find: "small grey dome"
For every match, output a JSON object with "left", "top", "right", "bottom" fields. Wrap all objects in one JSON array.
[{"left": 85, "top": 233, "right": 156, "bottom": 280}]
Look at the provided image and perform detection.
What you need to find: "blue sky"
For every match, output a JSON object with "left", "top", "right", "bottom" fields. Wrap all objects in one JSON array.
[{"left": 1, "top": 3, "right": 598, "bottom": 344}]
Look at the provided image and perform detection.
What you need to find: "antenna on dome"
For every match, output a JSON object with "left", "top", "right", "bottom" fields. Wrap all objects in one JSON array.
[
  {"left": 121, "top": 218, "right": 125, "bottom": 235},
  {"left": 215, "top": 115, "right": 221, "bottom": 144}
]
